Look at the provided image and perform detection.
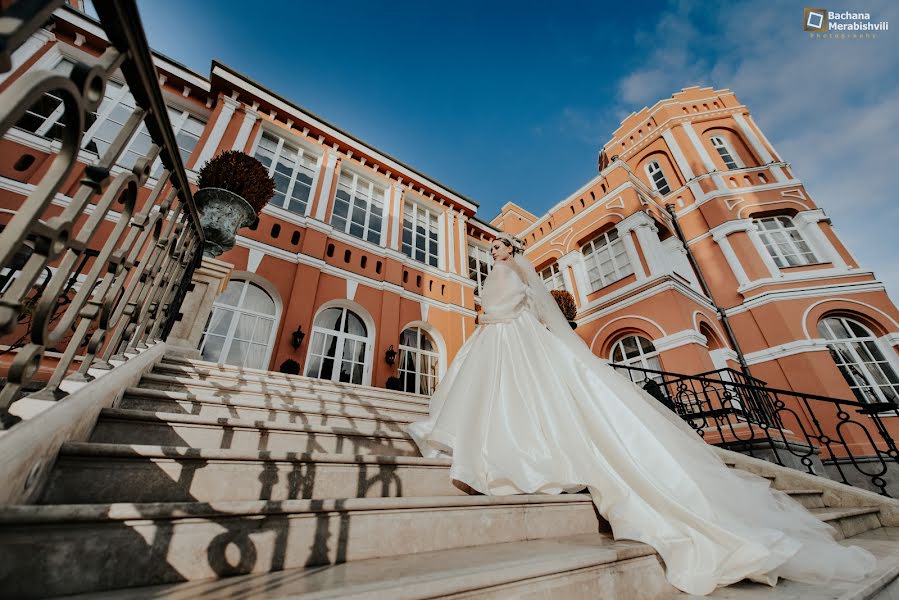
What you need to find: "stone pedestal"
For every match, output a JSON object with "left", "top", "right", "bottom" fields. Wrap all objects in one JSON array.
[{"left": 165, "top": 257, "right": 234, "bottom": 359}]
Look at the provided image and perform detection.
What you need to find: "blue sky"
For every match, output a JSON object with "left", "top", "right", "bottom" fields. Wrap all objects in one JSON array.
[{"left": 136, "top": 0, "right": 899, "bottom": 302}]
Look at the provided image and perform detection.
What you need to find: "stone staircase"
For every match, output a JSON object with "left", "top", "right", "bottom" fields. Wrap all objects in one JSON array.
[{"left": 3, "top": 356, "right": 899, "bottom": 599}]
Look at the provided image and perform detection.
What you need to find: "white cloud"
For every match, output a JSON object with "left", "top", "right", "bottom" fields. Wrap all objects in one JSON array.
[{"left": 614, "top": 0, "right": 899, "bottom": 302}]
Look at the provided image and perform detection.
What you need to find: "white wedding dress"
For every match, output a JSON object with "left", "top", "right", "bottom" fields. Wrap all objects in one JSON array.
[{"left": 404, "top": 254, "right": 876, "bottom": 596}]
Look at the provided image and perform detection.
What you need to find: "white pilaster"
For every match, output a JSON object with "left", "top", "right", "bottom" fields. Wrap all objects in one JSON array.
[
  {"left": 456, "top": 214, "right": 468, "bottom": 276},
  {"left": 194, "top": 95, "right": 240, "bottom": 169},
  {"left": 617, "top": 212, "right": 666, "bottom": 277},
  {"left": 746, "top": 114, "right": 783, "bottom": 162},
  {"left": 710, "top": 225, "right": 751, "bottom": 288},
  {"left": 437, "top": 210, "right": 447, "bottom": 271},
  {"left": 793, "top": 209, "right": 848, "bottom": 270},
  {"left": 231, "top": 108, "right": 260, "bottom": 152},
  {"left": 313, "top": 152, "right": 339, "bottom": 222},
  {"left": 681, "top": 122, "right": 717, "bottom": 174},
  {"left": 662, "top": 127, "right": 695, "bottom": 181},
  {"left": 389, "top": 183, "right": 404, "bottom": 250},
  {"left": 732, "top": 113, "right": 786, "bottom": 182},
  {"left": 446, "top": 210, "right": 457, "bottom": 274},
  {"left": 559, "top": 251, "right": 590, "bottom": 306}
]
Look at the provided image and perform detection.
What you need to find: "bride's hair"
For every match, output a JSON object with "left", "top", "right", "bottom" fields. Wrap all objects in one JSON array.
[{"left": 496, "top": 234, "right": 523, "bottom": 256}]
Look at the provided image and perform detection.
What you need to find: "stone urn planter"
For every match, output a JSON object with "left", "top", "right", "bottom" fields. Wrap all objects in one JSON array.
[
  {"left": 195, "top": 188, "right": 258, "bottom": 257},
  {"left": 195, "top": 150, "right": 275, "bottom": 258},
  {"left": 550, "top": 289, "right": 578, "bottom": 330}
]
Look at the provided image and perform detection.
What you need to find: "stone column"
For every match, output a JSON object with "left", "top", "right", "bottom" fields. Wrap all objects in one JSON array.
[
  {"left": 313, "top": 152, "right": 340, "bottom": 222},
  {"left": 617, "top": 212, "right": 666, "bottom": 277},
  {"left": 231, "top": 107, "right": 260, "bottom": 153},
  {"left": 165, "top": 257, "right": 234, "bottom": 358}
]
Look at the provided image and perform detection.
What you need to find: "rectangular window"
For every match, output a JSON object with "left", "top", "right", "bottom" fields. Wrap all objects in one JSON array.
[
  {"left": 754, "top": 216, "right": 817, "bottom": 268},
  {"left": 540, "top": 263, "right": 566, "bottom": 291},
  {"left": 582, "top": 229, "right": 633, "bottom": 290},
  {"left": 402, "top": 202, "right": 440, "bottom": 267},
  {"left": 468, "top": 244, "right": 491, "bottom": 298},
  {"left": 331, "top": 170, "right": 386, "bottom": 244},
  {"left": 13, "top": 56, "right": 207, "bottom": 175},
  {"left": 253, "top": 131, "right": 318, "bottom": 215}
]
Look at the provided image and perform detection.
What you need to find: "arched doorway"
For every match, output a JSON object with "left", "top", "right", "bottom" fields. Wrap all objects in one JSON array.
[
  {"left": 305, "top": 306, "right": 371, "bottom": 385},
  {"left": 199, "top": 279, "right": 279, "bottom": 369},
  {"left": 398, "top": 326, "right": 440, "bottom": 395}
]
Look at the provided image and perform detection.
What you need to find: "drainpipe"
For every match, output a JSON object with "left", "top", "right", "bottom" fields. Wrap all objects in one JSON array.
[{"left": 664, "top": 204, "right": 753, "bottom": 380}]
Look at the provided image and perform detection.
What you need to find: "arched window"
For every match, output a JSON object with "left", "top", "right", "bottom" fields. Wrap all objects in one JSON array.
[
  {"left": 610, "top": 334, "right": 662, "bottom": 384},
  {"left": 753, "top": 215, "right": 817, "bottom": 267},
  {"left": 200, "top": 280, "right": 278, "bottom": 369},
  {"left": 645, "top": 161, "right": 671, "bottom": 195},
  {"left": 305, "top": 307, "right": 370, "bottom": 384},
  {"left": 710, "top": 136, "right": 740, "bottom": 170},
  {"left": 819, "top": 316, "right": 899, "bottom": 403},
  {"left": 398, "top": 327, "right": 440, "bottom": 395}
]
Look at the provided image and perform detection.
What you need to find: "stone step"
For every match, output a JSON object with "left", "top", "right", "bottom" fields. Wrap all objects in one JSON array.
[
  {"left": 42, "top": 443, "right": 830, "bottom": 509},
  {"left": 42, "top": 443, "right": 464, "bottom": 504},
  {"left": 807, "top": 506, "right": 883, "bottom": 539},
  {"left": 136, "top": 372, "right": 432, "bottom": 416},
  {"left": 120, "top": 387, "right": 419, "bottom": 432},
  {"left": 0, "top": 494, "right": 601, "bottom": 598},
  {"left": 61, "top": 533, "right": 670, "bottom": 600},
  {"left": 152, "top": 359, "right": 430, "bottom": 406},
  {"left": 90, "top": 408, "right": 420, "bottom": 456}
]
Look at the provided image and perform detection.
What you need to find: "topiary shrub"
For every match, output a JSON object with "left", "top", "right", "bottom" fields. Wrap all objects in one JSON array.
[
  {"left": 551, "top": 289, "right": 578, "bottom": 321},
  {"left": 197, "top": 150, "right": 275, "bottom": 213}
]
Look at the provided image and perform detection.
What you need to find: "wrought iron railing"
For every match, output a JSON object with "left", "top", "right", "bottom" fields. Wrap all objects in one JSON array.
[
  {"left": 612, "top": 363, "right": 899, "bottom": 497},
  {"left": 0, "top": 0, "right": 203, "bottom": 428}
]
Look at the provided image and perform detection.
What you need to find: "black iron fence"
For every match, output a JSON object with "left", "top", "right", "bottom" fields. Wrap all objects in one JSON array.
[
  {"left": 612, "top": 363, "right": 899, "bottom": 497},
  {"left": 0, "top": 0, "right": 203, "bottom": 427}
]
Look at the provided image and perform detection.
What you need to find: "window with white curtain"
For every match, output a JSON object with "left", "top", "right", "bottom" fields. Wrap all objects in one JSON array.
[
  {"left": 710, "top": 135, "right": 740, "bottom": 170},
  {"left": 305, "top": 307, "right": 370, "bottom": 385},
  {"left": 819, "top": 316, "right": 899, "bottom": 403},
  {"left": 398, "top": 327, "right": 439, "bottom": 395},
  {"left": 753, "top": 216, "right": 818, "bottom": 268},
  {"left": 402, "top": 202, "right": 440, "bottom": 267},
  {"left": 253, "top": 131, "right": 318, "bottom": 215},
  {"left": 540, "top": 263, "right": 566, "bottom": 291},
  {"left": 645, "top": 160, "right": 671, "bottom": 195},
  {"left": 331, "top": 170, "right": 385, "bottom": 244},
  {"left": 468, "top": 244, "right": 492, "bottom": 298},
  {"left": 582, "top": 229, "right": 633, "bottom": 291},
  {"left": 199, "top": 280, "right": 277, "bottom": 369}
]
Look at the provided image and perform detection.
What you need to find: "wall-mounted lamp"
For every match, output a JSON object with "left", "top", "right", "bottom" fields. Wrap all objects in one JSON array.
[
  {"left": 291, "top": 325, "right": 305, "bottom": 350},
  {"left": 385, "top": 344, "right": 397, "bottom": 366}
]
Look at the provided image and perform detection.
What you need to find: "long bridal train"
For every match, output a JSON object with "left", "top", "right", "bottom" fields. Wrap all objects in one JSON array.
[{"left": 404, "top": 250, "right": 876, "bottom": 596}]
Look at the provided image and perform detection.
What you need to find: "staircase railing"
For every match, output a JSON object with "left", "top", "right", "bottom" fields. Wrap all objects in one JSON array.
[
  {"left": 0, "top": 0, "right": 203, "bottom": 428},
  {"left": 612, "top": 363, "right": 899, "bottom": 497}
]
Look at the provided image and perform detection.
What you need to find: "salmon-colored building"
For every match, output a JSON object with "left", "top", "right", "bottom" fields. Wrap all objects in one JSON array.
[{"left": 3, "top": 5, "right": 898, "bottom": 438}]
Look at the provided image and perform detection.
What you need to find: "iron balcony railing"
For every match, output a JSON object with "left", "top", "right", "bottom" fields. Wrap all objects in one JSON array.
[
  {"left": 0, "top": 0, "right": 204, "bottom": 428},
  {"left": 612, "top": 363, "right": 899, "bottom": 497}
]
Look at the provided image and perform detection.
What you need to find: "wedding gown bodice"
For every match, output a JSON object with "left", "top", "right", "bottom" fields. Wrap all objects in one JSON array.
[{"left": 479, "top": 262, "right": 528, "bottom": 323}]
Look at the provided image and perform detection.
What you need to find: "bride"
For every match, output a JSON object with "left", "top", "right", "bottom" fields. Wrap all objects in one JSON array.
[{"left": 404, "top": 232, "right": 876, "bottom": 596}]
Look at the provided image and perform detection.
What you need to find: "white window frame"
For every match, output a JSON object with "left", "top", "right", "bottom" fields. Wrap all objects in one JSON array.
[
  {"left": 582, "top": 229, "right": 633, "bottom": 291},
  {"left": 468, "top": 243, "right": 492, "bottom": 299},
  {"left": 199, "top": 280, "right": 279, "bottom": 370},
  {"left": 753, "top": 215, "right": 818, "bottom": 268},
  {"left": 398, "top": 326, "right": 440, "bottom": 395},
  {"left": 710, "top": 135, "right": 741, "bottom": 170},
  {"left": 540, "top": 262, "right": 567, "bottom": 292},
  {"left": 249, "top": 129, "right": 322, "bottom": 218},
  {"left": 645, "top": 160, "right": 671, "bottom": 195},
  {"left": 402, "top": 199, "right": 441, "bottom": 268},
  {"left": 331, "top": 167, "right": 387, "bottom": 245},
  {"left": 819, "top": 316, "right": 899, "bottom": 404},
  {"left": 304, "top": 306, "right": 373, "bottom": 386}
]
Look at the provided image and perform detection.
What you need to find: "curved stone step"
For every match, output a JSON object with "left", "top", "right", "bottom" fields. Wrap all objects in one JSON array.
[
  {"left": 42, "top": 443, "right": 463, "bottom": 503},
  {"left": 90, "top": 408, "right": 420, "bottom": 456},
  {"left": 0, "top": 494, "right": 601, "bottom": 598},
  {"left": 120, "top": 387, "right": 420, "bottom": 432}
]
